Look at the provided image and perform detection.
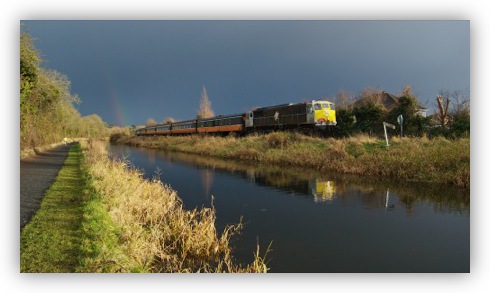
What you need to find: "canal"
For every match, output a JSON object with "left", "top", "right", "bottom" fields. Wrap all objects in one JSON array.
[{"left": 108, "top": 144, "right": 470, "bottom": 273}]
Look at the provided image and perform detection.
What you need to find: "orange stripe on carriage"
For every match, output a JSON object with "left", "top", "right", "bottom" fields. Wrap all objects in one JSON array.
[{"left": 171, "top": 129, "right": 197, "bottom": 134}]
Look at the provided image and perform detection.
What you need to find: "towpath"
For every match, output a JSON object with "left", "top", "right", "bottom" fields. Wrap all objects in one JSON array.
[{"left": 20, "top": 143, "right": 72, "bottom": 230}]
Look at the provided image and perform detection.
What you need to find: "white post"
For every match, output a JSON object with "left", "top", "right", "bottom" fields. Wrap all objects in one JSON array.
[
  {"left": 384, "top": 123, "right": 389, "bottom": 147},
  {"left": 383, "top": 122, "right": 396, "bottom": 147}
]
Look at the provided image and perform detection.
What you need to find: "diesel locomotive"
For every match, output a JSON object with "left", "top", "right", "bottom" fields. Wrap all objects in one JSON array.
[{"left": 135, "top": 100, "right": 336, "bottom": 136}]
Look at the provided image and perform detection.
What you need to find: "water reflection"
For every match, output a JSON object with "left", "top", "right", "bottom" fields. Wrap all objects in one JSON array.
[
  {"left": 108, "top": 144, "right": 470, "bottom": 273},
  {"left": 199, "top": 168, "right": 214, "bottom": 200},
  {"left": 385, "top": 189, "right": 395, "bottom": 211},
  {"left": 132, "top": 147, "right": 469, "bottom": 215},
  {"left": 312, "top": 180, "right": 335, "bottom": 202}
]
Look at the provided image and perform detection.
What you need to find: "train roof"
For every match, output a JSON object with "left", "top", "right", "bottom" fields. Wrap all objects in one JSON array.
[
  {"left": 198, "top": 113, "right": 243, "bottom": 122},
  {"left": 252, "top": 102, "right": 298, "bottom": 112},
  {"left": 171, "top": 119, "right": 197, "bottom": 125},
  {"left": 252, "top": 100, "right": 335, "bottom": 112},
  {"left": 311, "top": 100, "right": 335, "bottom": 104}
]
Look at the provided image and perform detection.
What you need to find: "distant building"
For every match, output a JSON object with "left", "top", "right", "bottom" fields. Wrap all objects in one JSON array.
[
  {"left": 415, "top": 108, "right": 428, "bottom": 118},
  {"left": 353, "top": 91, "right": 427, "bottom": 117}
]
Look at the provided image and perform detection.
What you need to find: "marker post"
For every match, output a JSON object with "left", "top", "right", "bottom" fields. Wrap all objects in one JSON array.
[{"left": 383, "top": 122, "right": 396, "bottom": 147}]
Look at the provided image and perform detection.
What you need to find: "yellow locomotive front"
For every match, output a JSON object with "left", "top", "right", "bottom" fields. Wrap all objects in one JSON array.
[{"left": 307, "top": 100, "right": 336, "bottom": 128}]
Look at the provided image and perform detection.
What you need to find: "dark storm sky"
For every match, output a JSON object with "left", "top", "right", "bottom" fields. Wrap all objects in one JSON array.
[{"left": 22, "top": 20, "right": 469, "bottom": 126}]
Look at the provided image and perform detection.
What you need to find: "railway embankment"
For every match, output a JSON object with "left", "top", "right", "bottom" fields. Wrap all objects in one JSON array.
[{"left": 112, "top": 132, "right": 470, "bottom": 189}]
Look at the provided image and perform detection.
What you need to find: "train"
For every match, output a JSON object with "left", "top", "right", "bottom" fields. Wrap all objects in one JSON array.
[{"left": 135, "top": 99, "right": 336, "bottom": 136}]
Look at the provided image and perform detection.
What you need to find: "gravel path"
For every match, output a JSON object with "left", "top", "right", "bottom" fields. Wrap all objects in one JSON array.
[{"left": 20, "top": 143, "right": 72, "bottom": 230}]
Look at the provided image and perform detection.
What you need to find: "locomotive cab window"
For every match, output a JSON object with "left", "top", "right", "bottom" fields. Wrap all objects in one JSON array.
[
  {"left": 322, "top": 103, "right": 329, "bottom": 109},
  {"left": 314, "top": 104, "right": 322, "bottom": 110}
]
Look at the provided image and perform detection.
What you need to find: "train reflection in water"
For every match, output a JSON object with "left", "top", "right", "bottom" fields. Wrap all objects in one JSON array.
[
  {"left": 245, "top": 167, "right": 336, "bottom": 202},
  {"left": 312, "top": 179, "right": 335, "bottom": 202}
]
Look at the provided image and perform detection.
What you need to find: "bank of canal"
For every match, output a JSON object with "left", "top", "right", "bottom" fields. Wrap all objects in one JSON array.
[{"left": 108, "top": 144, "right": 470, "bottom": 273}]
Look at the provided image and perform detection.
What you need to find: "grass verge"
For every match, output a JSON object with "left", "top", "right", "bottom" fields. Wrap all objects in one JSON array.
[
  {"left": 78, "top": 140, "right": 269, "bottom": 272},
  {"left": 20, "top": 143, "right": 85, "bottom": 272},
  {"left": 113, "top": 132, "right": 470, "bottom": 189}
]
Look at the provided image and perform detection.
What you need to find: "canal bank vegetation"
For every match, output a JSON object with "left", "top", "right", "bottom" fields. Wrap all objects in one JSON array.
[
  {"left": 112, "top": 132, "right": 470, "bottom": 189},
  {"left": 79, "top": 139, "right": 269, "bottom": 272}
]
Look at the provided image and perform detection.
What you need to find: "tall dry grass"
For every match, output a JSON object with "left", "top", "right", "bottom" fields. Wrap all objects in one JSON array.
[
  {"left": 112, "top": 132, "right": 470, "bottom": 189},
  {"left": 80, "top": 139, "right": 269, "bottom": 273}
]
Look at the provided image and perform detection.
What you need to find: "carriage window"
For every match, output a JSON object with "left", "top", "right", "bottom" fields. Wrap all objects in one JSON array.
[{"left": 314, "top": 104, "right": 322, "bottom": 110}]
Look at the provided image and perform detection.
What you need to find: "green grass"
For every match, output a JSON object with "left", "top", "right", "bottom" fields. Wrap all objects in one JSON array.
[
  {"left": 76, "top": 190, "right": 134, "bottom": 273},
  {"left": 20, "top": 144, "right": 85, "bottom": 273}
]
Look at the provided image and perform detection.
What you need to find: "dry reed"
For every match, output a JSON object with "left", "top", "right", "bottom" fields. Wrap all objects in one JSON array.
[{"left": 80, "top": 139, "right": 269, "bottom": 273}]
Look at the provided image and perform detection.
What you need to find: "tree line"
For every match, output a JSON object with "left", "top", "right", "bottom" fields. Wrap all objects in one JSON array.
[
  {"left": 20, "top": 30, "right": 108, "bottom": 150},
  {"left": 332, "top": 86, "right": 470, "bottom": 139}
]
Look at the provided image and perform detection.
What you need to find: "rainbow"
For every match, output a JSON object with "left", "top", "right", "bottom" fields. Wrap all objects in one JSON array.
[{"left": 101, "top": 64, "right": 128, "bottom": 126}]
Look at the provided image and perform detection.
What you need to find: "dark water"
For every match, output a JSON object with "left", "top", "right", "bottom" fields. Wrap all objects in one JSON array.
[{"left": 108, "top": 144, "right": 470, "bottom": 273}]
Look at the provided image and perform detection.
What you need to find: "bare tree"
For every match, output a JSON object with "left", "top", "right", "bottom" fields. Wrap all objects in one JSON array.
[
  {"left": 401, "top": 85, "right": 415, "bottom": 98},
  {"left": 436, "top": 91, "right": 451, "bottom": 129},
  {"left": 359, "top": 87, "right": 383, "bottom": 104},
  {"left": 146, "top": 118, "right": 157, "bottom": 127},
  {"left": 198, "top": 85, "right": 215, "bottom": 118},
  {"left": 335, "top": 89, "right": 356, "bottom": 109},
  {"left": 450, "top": 89, "right": 470, "bottom": 116}
]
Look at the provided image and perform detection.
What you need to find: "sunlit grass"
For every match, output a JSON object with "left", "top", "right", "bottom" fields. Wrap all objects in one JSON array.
[
  {"left": 20, "top": 144, "right": 85, "bottom": 272},
  {"left": 113, "top": 132, "right": 469, "bottom": 189}
]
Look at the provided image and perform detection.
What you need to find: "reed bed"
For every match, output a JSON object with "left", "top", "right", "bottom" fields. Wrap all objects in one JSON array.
[
  {"left": 113, "top": 132, "right": 470, "bottom": 189},
  {"left": 79, "top": 139, "right": 269, "bottom": 273}
]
